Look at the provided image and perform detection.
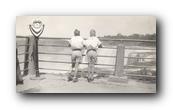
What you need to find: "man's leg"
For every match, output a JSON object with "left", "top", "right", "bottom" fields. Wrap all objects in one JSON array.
[
  {"left": 90, "top": 62, "right": 95, "bottom": 81},
  {"left": 88, "top": 63, "right": 90, "bottom": 79},
  {"left": 73, "top": 51, "right": 82, "bottom": 82},
  {"left": 89, "top": 52, "right": 97, "bottom": 82},
  {"left": 68, "top": 58, "right": 75, "bottom": 81},
  {"left": 71, "top": 62, "right": 75, "bottom": 73},
  {"left": 87, "top": 62, "right": 92, "bottom": 81},
  {"left": 73, "top": 61, "right": 79, "bottom": 82},
  {"left": 87, "top": 54, "right": 92, "bottom": 82}
]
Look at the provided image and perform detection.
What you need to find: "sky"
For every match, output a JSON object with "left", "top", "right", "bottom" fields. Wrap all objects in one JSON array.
[{"left": 16, "top": 16, "right": 156, "bottom": 38}]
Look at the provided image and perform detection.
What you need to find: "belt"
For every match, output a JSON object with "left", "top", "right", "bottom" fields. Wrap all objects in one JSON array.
[
  {"left": 87, "top": 49, "right": 96, "bottom": 53},
  {"left": 72, "top": 49, "right": 82, "bottom": 51}
]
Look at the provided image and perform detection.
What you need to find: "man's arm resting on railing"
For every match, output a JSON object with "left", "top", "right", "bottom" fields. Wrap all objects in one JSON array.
[{"left": 98, "top": 44, "right": 103, "bottom": 48}]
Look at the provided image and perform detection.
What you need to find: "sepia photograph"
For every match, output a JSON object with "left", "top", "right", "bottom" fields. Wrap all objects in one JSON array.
[{"left": 16, "top": 16, "right": 156, "bottom": 93}]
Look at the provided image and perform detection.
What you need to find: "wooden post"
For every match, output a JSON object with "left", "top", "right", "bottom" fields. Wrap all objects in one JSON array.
[
  {"left": 30, "top": 36, "right": 39, "bottom": 77},
  {"left": 23, "top": 37, "right": 30, "bottom": 76},
  {"left": 29, "top": 36, "right": 44, "bottom": 80},
  {"left": 16, "top": 48, "right": 23, "bottom": 84},
  {"left": 114, "top": 43, "right": 125, "bottom": 76},
  {"left": 109, "top": 43, "right": 128, "bottom": 83},
  {"left": 35, "top": 37, "right": 39, "bottom": 77},
  {"left": 28, "top": 20, "right": 44, "bottom": 80}
]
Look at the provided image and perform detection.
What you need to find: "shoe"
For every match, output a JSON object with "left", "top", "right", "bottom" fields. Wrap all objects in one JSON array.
[
  {"left": 67, "top": 75, "right": 73, "bottom": 82},
  {"left": 16, "top": 80, "right": 23, "bottom": 85},
  {"left": 87, "top": 77, "right": 91, "bottom": 82},
  {"left": 87, "top": 77, "right": 94, "bottom": 82},
  {"left": 90, "top": 77, "right": 94, "bottom": 82},
  {"left": 73, "top": 77, "right": 78, "bottom": 82}
]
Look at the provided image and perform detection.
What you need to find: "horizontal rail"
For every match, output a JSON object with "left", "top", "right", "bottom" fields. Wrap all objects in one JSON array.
[
  {"left": 20, "top": 68, "right": 29, "bottom": 72},
  {"left": 17, "top": 44, "right": 30, "bottom": 47},
  {"left": 39, "top": 60, "right": 155, "bottom": 67},
  {"left": 38, "top": 44, "right": 118, "bottom": 49},
  {"left": 19, "top": 60, "right": 29, "bottom": 64},
  {"left": 125, "top": 47, "right": 156, "bottom": 50},
  {"left": 40, "top": 67, "right": 156, "bottom": 78},
  {"left": 39, "top": 52, "right": 155, "bottom": 59},
  {"left": 125, "top": 65, "right": 156, "bottom": 68},
  {"left": 38, "top": 44, "right": 156, "bottom": 50},
  {"left": 19, "top": 61, "right": 26, "bottom": 64},
  {"left": 18, "top": 52, "right": 29, "bottom": 56},
  {"left": 39, "top": 68, "right": 156, "bottom": 78},
  {"left": 126, "top": 74, "right": 156, "bottom": 78},
  {"left": 40, "top": 37, "right": 70, "bottom": 40},
  {"left": 16, "top": 36, "right": 30, "bottom": 39},
  {"left": 39, "top": 60, "right": 115, "bottom": 66},
  {"left": 39, "top": 68, "right": 114, "bottom": 73},
  {"left": 16, "top": 44, "right": 156, "bottom": 50},
  {"left": 39, "top": 52, "right": 71, "bottom": 56},
  {"left": 124, "top": 57, "right": 156, "bottom": 59},
  {"left": 38, "top": 44, "right": 68, "bottom": 48},
  {"left": 100, "top": 39, "right": 156, "bottom": 42},
  {"left": 38, "top": 52, "right": 116, "bottom": 58},
  {"left": 16, "top": 36, "right": 156, "bottom": 42},
  {"left": 39, "top": 68, "right": 69, "bottom": 71}
]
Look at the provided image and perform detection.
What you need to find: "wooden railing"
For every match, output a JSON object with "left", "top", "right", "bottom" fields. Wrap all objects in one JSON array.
[{"left": 16, "top": 36, "right": 156, "bottom": 79}]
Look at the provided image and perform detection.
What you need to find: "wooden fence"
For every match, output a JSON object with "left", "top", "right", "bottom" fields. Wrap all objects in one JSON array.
[{"left": 16, "top": 36, "right": 156, "bottom": 80}]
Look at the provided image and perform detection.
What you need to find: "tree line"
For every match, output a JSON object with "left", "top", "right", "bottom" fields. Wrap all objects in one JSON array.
[{"left": 102, "top": 33, "right": 156, "bottom": 40}]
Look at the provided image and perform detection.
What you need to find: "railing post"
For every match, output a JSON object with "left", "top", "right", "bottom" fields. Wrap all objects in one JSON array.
[
  {"left": 23, "top": 37, "right": 30, "bottom": 76},
  {"left": 35, "top": 37, "right": 39, "bottom": 77},
  {"left": 28, "top": 20, "right": 44, "bottom": 80},
  {"left": 30, "top": 36, "right": 40, "bottom": 78},
  {"left": 114, "top": 43, "right": 125, "bottom": 76},
  {"left": 109, "top": 43, "right": 128, "bottom": 83},
  {"left": 16, "top": 48, "right": 23, "bottom": 84}
]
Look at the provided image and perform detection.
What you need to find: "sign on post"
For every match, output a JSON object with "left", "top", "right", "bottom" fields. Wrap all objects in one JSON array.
[{"left": 29, "top": 20, "right": 44, "bottom": 79}]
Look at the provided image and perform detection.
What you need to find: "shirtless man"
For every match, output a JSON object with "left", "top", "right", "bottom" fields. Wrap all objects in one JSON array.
[
  {"left": 84, "top": 29, "right": 102, "bottom": 82},
  {"left": 68, "top": 29, "right": 84, "bottom": 82}
]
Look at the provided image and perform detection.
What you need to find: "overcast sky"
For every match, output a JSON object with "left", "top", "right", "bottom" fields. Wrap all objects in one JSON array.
[{"left": 16, "top": 16, "right": 156, "bottom": 38}]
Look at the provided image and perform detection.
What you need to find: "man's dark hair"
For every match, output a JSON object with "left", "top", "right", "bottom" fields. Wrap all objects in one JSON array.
[
  {"left": 74, "top": 29, "right": 80, "bottom": 36},
  {"left": 90, "top": 29, "right": 96, "bottom": 37}
]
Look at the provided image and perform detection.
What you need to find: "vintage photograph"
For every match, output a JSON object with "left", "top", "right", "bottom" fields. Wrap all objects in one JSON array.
[{"left": 16, "top": 16, "right": 156, "bottom": 93}]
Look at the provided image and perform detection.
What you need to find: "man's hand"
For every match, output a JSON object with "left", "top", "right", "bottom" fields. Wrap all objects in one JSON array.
[{"left": 98, "top": 44, "right": 103, "bottom": 48}]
